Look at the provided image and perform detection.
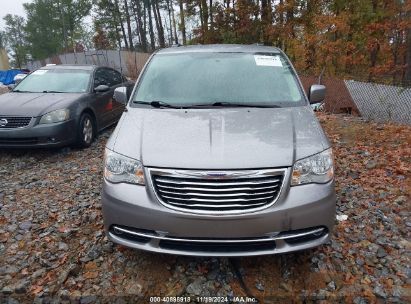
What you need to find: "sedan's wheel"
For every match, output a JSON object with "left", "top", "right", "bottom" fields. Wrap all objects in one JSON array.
[{"left": 77, "top": 113, "right": 95, "bottom": 148}]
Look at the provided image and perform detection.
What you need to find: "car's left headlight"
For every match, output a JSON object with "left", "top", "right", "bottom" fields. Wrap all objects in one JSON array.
[
  {"left": 291, "top": 148, "right": 334, "bottom": 185},
  {"left": 39, "top": 109, "right": 70, "bottom": 124},
  {"left": 104, "top": 148, "right": 145, "bottom": 185}
]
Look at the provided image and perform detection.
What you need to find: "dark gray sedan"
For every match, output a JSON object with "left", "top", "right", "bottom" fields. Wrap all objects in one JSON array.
[{"left": 0, "top": 65, "right": 133, "bottom": 148}]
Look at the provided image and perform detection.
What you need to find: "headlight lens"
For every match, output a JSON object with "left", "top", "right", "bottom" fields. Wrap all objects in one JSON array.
[
  {"left": 104, "top": 148, "right": 145, "bottom": 185},
  {"left": 291, "top": 148, "right": 334, "bottom": 185},
  {"left": 39, "top": 109, "right": 70, "bottom": 124}
]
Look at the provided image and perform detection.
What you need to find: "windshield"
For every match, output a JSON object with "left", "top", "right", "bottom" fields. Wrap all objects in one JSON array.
[
  {"left": 14, "top": 69, "right": 91, "bottom": 93},
  {"left": 133, "top": 52, "right": 304, "bottom": 107}
]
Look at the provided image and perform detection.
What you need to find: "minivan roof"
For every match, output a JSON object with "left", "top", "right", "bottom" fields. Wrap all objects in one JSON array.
[{"left": 157, "top": 44, "right": 282, "bottom": 54}]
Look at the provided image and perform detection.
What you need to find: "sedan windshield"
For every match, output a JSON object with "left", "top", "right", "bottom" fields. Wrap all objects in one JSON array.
[
  {"left": 14, "top": 69, "right": 91, "bottom": 93},
  {"left": 133, "top": 52, "right": 304, "bottom": 107}
]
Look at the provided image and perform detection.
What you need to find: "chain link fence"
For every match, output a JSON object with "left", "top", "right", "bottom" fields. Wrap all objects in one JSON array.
[
  {"left": 344, "top": 80, "right": 411, "bottom": 125},
  {"left": 300, "top": 74, "right": 411, "bottom": 125}
]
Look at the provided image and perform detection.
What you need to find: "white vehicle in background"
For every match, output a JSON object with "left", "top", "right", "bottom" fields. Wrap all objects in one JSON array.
[{"left": 13, "top": 73, "right": 28, "bottom": 84}]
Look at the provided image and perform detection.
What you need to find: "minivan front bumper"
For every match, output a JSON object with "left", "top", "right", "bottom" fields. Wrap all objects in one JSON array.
[{"left": 101, "top": 168, "right": 336, "bottom": 257}]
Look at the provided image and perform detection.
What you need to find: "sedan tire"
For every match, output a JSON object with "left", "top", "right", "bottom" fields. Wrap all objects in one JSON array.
[{"left": 77, "top": 113, "right": 95, "bottom": 148}]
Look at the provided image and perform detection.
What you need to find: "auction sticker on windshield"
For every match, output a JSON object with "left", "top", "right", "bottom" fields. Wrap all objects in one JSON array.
[{"left": 254, "top": 55, "right": 282, "bottom": 67}]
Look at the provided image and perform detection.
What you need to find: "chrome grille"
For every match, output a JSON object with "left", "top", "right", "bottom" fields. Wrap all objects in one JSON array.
[
  {"left": 0, "top": 116, "right": 32, "bottom": 129},
  {"left": 150, "top": 168, "right": 286, "bottom": 214}
]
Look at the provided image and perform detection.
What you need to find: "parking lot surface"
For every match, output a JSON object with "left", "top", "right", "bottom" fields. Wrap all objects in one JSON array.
[{"left": 0, "top": 113, "right": 410, "bottom": 303}]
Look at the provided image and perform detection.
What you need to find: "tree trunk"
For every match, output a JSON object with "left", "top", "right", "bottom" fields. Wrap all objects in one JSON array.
[
  {"left": 209, "top": 0, "right": 213, "bottom": 29},
  {"left": 147, "top": 0, "right": 156, "bottom": 50},
  {"left": 171, "top": 1, "right": 178, "bottom": 44},
  {"left": 152, "top": 1, "right": 160, "bottom": 38},
  {"left": 132, "top": 0, "right": 147, "bottom": 52},
  {"left": 261, "top": 0, "right": 270, "bottom": 44},
  {"left": 201, "top": 0, "right": 209, "bottom": 32},
  {"left": 166, "top": 0, "right": 173, "bottom": 44},
  {"left": 143, "top": 0, "right": 147, "bottom": 44},
  {"left": 279, "top": 0, "right": 284, "bottom": 24},
  {"left": 199, "top": 2, "right": 204, "bottom": 32},
  {"left": 405, "top": 16, "right": 411, "bottom": 83},
  {"left": 114, "top": 0, "right": 129, "bottom": 49},
  {"left": 156, "top": 0, "right": 166, "bottom": 47},
  {"left": 123, "top": 0, "right": 134, "bottom": 50},
  {"left": 178, "top": 0, "right": 186, "bottom": 44},
  {"left": 368, "top": 39, "right": 380, "bottom": 82},
  {"left": 153, "top": 0, "right": 166, "bottom": 47}
]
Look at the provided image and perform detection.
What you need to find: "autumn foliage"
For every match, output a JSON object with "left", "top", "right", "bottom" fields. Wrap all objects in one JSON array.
[{"left": 187, "top": 0, "right": 411, "bottom": 84}]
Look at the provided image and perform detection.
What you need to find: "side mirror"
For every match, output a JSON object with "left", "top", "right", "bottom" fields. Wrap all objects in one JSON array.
[
  {"left": 8, "top": 84, "right": 16, "bottom": 91},
  {"left": 309, "top": 84, "right": 326, "bottom": 104},
  {"left": 94, "top": 84, "right": 110, "bottom": 93},
  {"left": 113, "top": 87, "right": 128, "bottom": 104}
]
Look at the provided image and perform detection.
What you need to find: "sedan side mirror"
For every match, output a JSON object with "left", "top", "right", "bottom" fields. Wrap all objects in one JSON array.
[
  {"left": 8, "top": 84, "right": 16, "bottom": 91},
  {"left": 113, "top": 87, "right": 128, "bottom": 104},
  {"left": 94, "top": 84, "right": 110, "bottom": 93},
  {"left": 309, "top": 84, "right": 326, "bottom": 104}
]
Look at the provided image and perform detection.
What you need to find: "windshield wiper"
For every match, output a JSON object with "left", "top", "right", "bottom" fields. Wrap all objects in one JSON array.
[
  {"left": 12, "top": 90, "right": 33, "bottom": 93},
  {"left": 134, "top": 100, "right": 184, "bottom": 109},
  {"left": 42, "top": 90, "right": 64, "bottom": 93},
  {"left": 188, "top": 101, "right": 282, "bottom": 108}
]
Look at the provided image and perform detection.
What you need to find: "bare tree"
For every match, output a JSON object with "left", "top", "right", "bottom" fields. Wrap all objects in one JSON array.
[
  {"left": 178, "top": 0, "right": 186, "bottom": 44},
  {"left": 123, "top": 0, "right": 134, "bottom": 50},
  {"left": 147, "top": 0, "right": 156, "bottom": 50}
]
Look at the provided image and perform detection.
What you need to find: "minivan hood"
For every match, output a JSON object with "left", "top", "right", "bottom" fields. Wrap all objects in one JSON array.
[
  {"left": 0, "top": 92, "right": 83, "bottom": 117},
  {"left": 109, "top": 106, "right": 329, "bottom": 169}
]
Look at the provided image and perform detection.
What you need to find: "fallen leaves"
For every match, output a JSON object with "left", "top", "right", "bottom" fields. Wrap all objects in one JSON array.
[
  {"left": 83, "top": 271, "right": 99, "bottom": 279},
  {"left": 57, "top": 226, "right": 71, "bottom": 234},
  {"left": 0, "top": 113, "right": 409, "bottom": 302}
]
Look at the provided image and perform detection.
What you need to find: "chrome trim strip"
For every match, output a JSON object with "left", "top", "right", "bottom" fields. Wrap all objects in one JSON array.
[
  {"left": 155, "top": 178, "right": 281, "bottom": 186},
  {"left": 158, "top": 189, "right": 277, "bottom": 197},
  {"left": 156, "top": 184, "right": 277, "bottom": 191},
  {"left": 151, "top": 168, "right": 285, "bottom": 179},
  {"left": 277, "top": 227, "right": 325, "bottom": 240},
  {"left": 148, "top": 168, "right": 288, "bottom": 215},
  {"left": 167, "top": 201, "right": 267, "bottom": 208},
  {"left": 162, "top": 195, "right": 274, "bottom": 203},
  {"left": 112, "top": 226, "right": 326, "bottom": 243}
]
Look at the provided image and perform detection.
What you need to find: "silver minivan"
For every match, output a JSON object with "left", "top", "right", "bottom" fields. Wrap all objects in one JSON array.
[{"left": 102, "top": 44, "right": 336, "bottom": 256}]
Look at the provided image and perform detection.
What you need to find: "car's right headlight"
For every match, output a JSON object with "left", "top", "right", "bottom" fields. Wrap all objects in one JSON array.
[
  {"left": 104, "top": 148, "right": 145, "bottom": 185},
  {"left": 39, "top": 109, "right": 70, "bottom": 124},
  {"left": 291, "top": 148, "right": 334, "bottom": 185}
]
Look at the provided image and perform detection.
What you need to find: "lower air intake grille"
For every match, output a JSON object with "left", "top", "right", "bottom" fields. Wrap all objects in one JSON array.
[
  {"left": 150, "top": 168, "right": 285, "bottom": 214},
  {"left": 159, "top": 239, "right": 276, "bottom": 253},
  {"left": 0, "top": 138, "right": 39, "bottom": 145}
]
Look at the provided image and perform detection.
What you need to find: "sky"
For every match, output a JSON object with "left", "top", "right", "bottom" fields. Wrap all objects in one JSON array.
[{"left": 0, "top": 0, "right": 30, "bottom": 29}]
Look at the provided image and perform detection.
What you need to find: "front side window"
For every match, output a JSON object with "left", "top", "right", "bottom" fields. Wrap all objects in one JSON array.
[
  {"left": 132, "top": 52, "right": 304, "bottom": 107},
  {"left": 94, "top": 68, "right": 111, "bottom": 87},
  {"left": 94, "top": 68, "right": 122, "bottom": 88},
  {"left": 109, "top": 69, "right": 123, "bottom": 86},
  {"left": 15, "top": 69, "right": 91, "bottom": 93}
]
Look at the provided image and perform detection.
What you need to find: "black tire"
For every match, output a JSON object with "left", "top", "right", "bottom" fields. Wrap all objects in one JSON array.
[{"left": 77, "top": 113, "right": 95, "bottom": 148}]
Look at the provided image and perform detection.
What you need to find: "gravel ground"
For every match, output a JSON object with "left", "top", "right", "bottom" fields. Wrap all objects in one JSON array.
[{"left": 0, "top": 113, "right": 410, "bottom": 303}]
